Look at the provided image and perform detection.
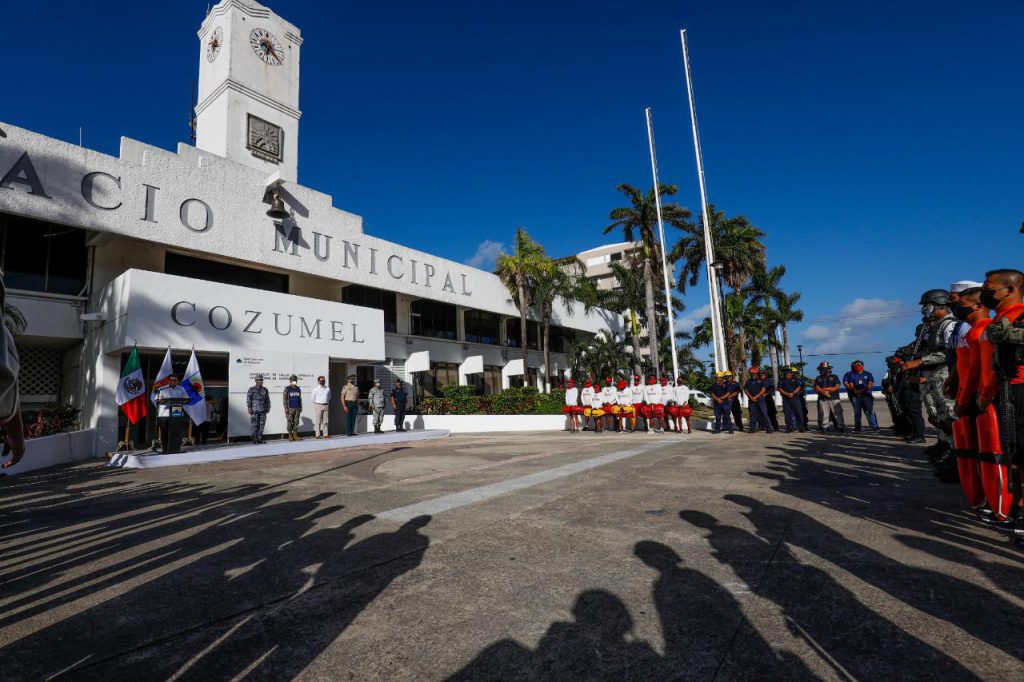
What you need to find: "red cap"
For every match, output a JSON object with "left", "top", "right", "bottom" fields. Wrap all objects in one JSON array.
[
  {"left": 584, "top": 379, "right": 593, "bottom": 387},
  {"left": 750, "top": 366, "right": 760, "bottom": 373},
  {"left": 616, "top": 379, "right": 627, "bottom": 389},
  {"left": 567, "top": 379, "right": 574, "bottom": 387},
  {"left": 660, "top": 377, "right": 669, "bottom": 385},
  {"left": 648, "top": 376, "right": 657, "bottom": 384},
  {"left": 605, "top": 377, "right": 613, "bottom": 384}
]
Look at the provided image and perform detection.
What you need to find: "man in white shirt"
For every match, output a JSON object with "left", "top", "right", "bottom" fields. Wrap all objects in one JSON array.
[
  {"left": 564, "top": 379, "right": 580, "bottom": 432},
  {"left": 589, "top": 387, "right": 607, "bottom": 433},
  {"left": 600, "top": 377, "right": 617, "bottom": 432},
  {"left": 643, "top": 375, "right": 663, "bottom": 432},
  {"left": 616, "top": 379, "right": 635, "bottom": 433},
  {"left": 580, "top": 379, "right": 596, "bottom": 431},
  {"left": 312, "top": 375, "right": 331, "bottom": 439},
  {"left": 672, "top": 376, "right": 692, "bottom": 434},
  {"left": 153, "top": 375, "right": 188, "bottom": 452}
]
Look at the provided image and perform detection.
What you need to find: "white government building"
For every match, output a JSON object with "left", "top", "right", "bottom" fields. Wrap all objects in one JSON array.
[{"left": 0, "top": 0, "right": 622, "bottom": 453}]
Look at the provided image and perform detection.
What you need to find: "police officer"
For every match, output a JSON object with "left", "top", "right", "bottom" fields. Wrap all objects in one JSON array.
[
  {"left": 883, "top": 356, "right": 912, "bottom": 438},
  {"left": 843, "top": 360, "right": 880, "bottom": 432},
  {"left": 777, "top": 367, "right": 804, "bottom": 433},
  {"left": 709, "top": 372, "right": 735, "bottom": 434},
  {"left": 744, "top": 366, "right": 772, "bottom": 433},
  {"left": 727, "top": 371, "right": 744, "bottom": 431},
  {"left": 760, "top": 369, "right": 780, "bottom": 431},
  {"left": 813, "top": 362, "right": 845, "bottom": 433},
  {"left": 901, "top": 290, "right": 959, "bottom": 459},
  {"left": 895, "top": 338, "right": 927, "bottom": 443}
]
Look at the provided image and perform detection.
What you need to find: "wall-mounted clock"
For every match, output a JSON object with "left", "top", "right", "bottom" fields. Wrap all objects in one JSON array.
[
  {"left": 206, "top": 26, "right": 223, "bottom": 62},
  {"left": 249, "top": 28, "right": 284, "bottom": 66}
]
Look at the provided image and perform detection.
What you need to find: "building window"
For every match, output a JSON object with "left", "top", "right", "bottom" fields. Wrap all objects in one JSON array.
[
  {"left": 165, "top": 252, "right": 287, "bottom": 293},
  {"left": 0, "top": 214, "right": 88, "bottom": 295},
  {"left": 410, "top": 300, "right": 457, "bottom": 340},
  {"left": 610, "top": 252, "right": 623, "bottom": 262},
  {"left": 505, "top": 318, "right": 540, "bottom": 350},
  {"left": 548, "top": 326, "right": 574, "bottom": 355},
  {"left": 343, "top": 285, "right": 398, "bottom": 333},
  {"left": 464, "top": 309, "right": 501, "bottom": 345},
  {"left": 467, "top": 365, "right": 502, "bottom": 395},
  {"left": 417, "top": 361, "right": 459, "bottom": 399}
]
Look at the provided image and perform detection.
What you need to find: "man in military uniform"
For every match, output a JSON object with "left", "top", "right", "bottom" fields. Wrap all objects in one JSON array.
[
  {"left": 901, "top": 290, "right": 959, "bottom": 459},
  {"left": 246, "top": 375, "right": 271, "bottom": 444}
]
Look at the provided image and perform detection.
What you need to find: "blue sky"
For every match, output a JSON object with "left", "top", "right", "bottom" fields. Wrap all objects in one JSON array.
[{"left": 6, "top": 0, "right": 1023, "bottom": 373}]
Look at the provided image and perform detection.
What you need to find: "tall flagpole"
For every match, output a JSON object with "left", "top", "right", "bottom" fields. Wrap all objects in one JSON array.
[
  {"left": 680, "top": 29, "right": 728, "bottom": 373},
  {"left": 645, "top": 107, "right": 679, "bottom": 381}
]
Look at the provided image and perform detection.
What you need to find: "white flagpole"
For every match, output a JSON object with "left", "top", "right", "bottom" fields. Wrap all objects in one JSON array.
[
  {"left": 680, "top": 29, "right": 728, "bottom": 374},
  {"left": 645, "top": 107, "right": 679, "bottom": 382}
]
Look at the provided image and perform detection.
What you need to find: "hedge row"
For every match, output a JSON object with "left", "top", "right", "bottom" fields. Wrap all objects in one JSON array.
[{"left": 419, "top": 384, "right": 566, "bottom": 416}]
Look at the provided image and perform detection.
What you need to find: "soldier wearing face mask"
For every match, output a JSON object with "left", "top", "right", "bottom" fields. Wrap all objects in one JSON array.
[{"left": 901, "top": 290, "right": 959, "bottom": 461}]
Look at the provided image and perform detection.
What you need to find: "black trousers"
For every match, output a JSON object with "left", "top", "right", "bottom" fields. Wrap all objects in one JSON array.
[
  {"left": 766, "top": 396, "right": 779, "bottom": 431},
  {"left": 898, "top": 386, "right": 925, "bottom": 439},
  {"left": 394, "top": 406, "right": 406, "bottom": 430},
  {"left": 731, "top": 398, "right": 744, "bottom": 431},
  {"left": 158, "top": 417, "right": 171, "bottom": 451}
]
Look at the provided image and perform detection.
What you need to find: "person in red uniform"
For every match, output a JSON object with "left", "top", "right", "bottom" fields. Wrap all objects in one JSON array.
[
  {"left": 951, "top": 287, "right": 990, "bottom": 503},
  {"left": 976, "top": 269, "right": 1024, "bottom": 526}
]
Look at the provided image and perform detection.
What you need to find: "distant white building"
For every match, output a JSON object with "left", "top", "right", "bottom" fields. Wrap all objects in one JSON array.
[{"left": 0, "top": 0, "right": 622, "bottom": 453}]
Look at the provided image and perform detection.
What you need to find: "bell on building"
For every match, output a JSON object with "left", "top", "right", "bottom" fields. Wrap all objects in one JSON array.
[{"left": 266, "top": 190, "right": 289, "bottom": 220}]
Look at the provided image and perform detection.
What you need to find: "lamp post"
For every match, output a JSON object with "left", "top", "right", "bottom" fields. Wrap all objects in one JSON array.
[
  {"left": 712, "top": 260, "right": 727, "bottom": 368},
  {"left": 797, "top": 344, "right": 804, "bottom": 370}
]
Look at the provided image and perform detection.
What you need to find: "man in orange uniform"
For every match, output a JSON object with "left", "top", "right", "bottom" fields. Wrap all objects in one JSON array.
[
  {"left": 951, "top": 288, "right": 989, "bottom": 502},
  {"left": 976, "top": 269, "right": 1024, "bottom": 528}
]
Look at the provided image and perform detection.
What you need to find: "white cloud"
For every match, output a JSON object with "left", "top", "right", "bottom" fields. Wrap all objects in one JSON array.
[
  {"left": 466, "top": 240, "right": 504, "bottom": 270},
  {"left": 674, "top": 304, "right": 712, "bottom": 335},
  {"left": 800, "top": 298, "right": 912, "bottom": 355}
]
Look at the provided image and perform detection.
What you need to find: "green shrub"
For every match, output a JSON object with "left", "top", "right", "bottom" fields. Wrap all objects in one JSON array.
[
  {"left": 438, "top": 383, "right": 478, "bottom": 414},
  {"left": 536, "top": 388, "right": 566, "bottom": 415},
  {"left": 490, "top": 386, "right": 541, "bottom": 415}
]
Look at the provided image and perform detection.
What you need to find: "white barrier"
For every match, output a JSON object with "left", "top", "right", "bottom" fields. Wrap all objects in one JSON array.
[
  {"left": 358, "top": 414, "right": 717, "bottom": 434},
  {"left": 1, "top": 429, "right": 96, "bottom": 476}
]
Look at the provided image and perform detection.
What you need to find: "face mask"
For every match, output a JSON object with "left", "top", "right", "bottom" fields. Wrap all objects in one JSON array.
[
  {"left": 920, "top": 304, "right": 935, "bottom": 321},
  {"left": 319, "top": 380, "right": 325, "bottom": 385},
  {"left": 980, "top": 287, "right": 1007, "bottom": 310},
  {"left": 951, "top": 304, "right": 975, "bottom": 321}
]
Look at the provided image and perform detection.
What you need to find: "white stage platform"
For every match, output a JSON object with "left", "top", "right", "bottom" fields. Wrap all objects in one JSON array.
[{"left": 107, "top": 429, "right": 451, "bottom": 469}]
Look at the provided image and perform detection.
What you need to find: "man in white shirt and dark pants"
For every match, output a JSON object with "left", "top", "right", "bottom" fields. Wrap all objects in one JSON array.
[
  {"left": 312, "top": 375, "right": 331, "bottom": 439},
  {"left": 153, "top": 375, "right": 188, "bottom": 452}
]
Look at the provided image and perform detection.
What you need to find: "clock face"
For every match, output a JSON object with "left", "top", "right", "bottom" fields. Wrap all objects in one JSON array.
[
  {"left": 249, "top": 28, "right": 284, "bottom": 66},
  {"left": 246, "top": 114, "right": 283, "bottom": 164},
  {"left": 206, "top": 27, "right": 223, "bottom": 62}
]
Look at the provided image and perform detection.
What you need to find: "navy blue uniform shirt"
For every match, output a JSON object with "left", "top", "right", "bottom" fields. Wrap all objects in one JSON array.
[
  {"left": 744, "top": 379, "right": 765, "bottom": 397},
  {"left": 814, "top": 374, "right": 841, "bottom": 398},
  {"left": 842, "top": 370, "right": 874, "bottom": 394},
  {"left": 778, "top": 378, "right": 801, "bottom": 394},
  {"left": 710, "top": 383, "right": 731, "bottom": 398},
  {"left": 725, "top": 381, "right": 741, "bottom": 395}
]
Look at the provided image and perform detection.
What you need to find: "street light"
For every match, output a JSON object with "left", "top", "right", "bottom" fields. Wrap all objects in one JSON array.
[
  {"left": 712, "top": 260, "right": 727, "bottom": 366},
  {"left": 797, "top": 344, "right": 804, "bottom": 368}
]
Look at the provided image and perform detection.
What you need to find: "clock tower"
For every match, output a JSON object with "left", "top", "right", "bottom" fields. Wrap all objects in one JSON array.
[{"left": 195, "top": 0, "right": 302, "bottom": 181}]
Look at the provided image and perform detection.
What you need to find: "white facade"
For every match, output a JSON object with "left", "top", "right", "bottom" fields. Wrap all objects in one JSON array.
[{"left": 0, "top": 0, "right": 622, "bottom": 454}]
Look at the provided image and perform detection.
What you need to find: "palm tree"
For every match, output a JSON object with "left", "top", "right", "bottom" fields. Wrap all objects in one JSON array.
[
  {"left": 495, "top": 228, "right": 546, "bottom": 367},
  {"left": 747, "top": 265, "right": 786, "bottom": 383},
  {"left": 532, "top": 255, "right": 594, "bottom": 392},
  {"left": 672, "top": 205, "right": 766, "bottom": 374},
  {"left": 576, "top": 330, "right": 629, "bottom": 382},
  {"left": 600, "top": 256, "right": 646, "bottom": 375},
  {"left": 775, "top": 291, "right": 804, "bottom": 366},
  {"left": 605, "top": 183, "right": 692, "bottom": 378}
]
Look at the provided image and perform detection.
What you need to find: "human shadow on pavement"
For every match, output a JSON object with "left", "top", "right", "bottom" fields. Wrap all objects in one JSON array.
[
  {"left": 720, "top": 494, "right": 1024, "bottom": 664},
  {"left": 0, "top": 480, "right": 432, "bottom": 681},
  {"left": 450, "top": 589, "right": 661, "bottom": 680},
  {"left": 680, "top": 508, "right": 982, "bottom": 680}
]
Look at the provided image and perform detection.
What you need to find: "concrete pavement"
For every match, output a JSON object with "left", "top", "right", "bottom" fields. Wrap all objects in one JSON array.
[{"left": 1, "top": 418, "right": 1022, "bottom": 680}]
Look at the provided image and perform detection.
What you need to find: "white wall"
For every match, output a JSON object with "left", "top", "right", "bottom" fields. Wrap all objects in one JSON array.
[{"left": 1, "top": 429, "right": 96, "bottom": 476}]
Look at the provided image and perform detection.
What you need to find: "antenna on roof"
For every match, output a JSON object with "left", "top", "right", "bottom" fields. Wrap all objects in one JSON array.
[
  {"left": 79, "top": 127, "right": 83, "bottom": 147},
  {"left": 188, "top": 80, "right": 197, "bottom": 143}
]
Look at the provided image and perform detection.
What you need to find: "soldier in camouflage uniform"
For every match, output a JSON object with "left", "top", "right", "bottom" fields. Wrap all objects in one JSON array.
[
  {"left": 902, "top": 290, "right": 959, "bottom": 460},
  {"left": 246, "top": 375, "right": 271, "bottom": 444}
]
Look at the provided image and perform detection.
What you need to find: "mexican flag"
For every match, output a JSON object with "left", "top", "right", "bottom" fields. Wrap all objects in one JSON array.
[{"left": 116, "top": 347, "right": 148, "bottom": 424}]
